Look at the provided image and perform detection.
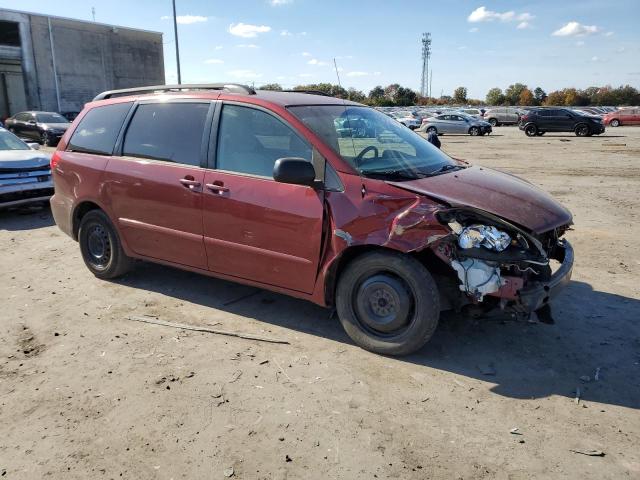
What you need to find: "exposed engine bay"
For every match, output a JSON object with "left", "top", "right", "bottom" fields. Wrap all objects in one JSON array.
[{"left": 432, "top": 207, "right": 572, "bottom": 319}]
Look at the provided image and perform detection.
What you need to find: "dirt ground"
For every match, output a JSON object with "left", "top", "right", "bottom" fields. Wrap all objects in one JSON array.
[{"left": 1, "top": 126, "right": 639, "bottom": 479}]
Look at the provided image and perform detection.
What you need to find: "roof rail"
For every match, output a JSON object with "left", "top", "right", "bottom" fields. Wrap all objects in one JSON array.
[
  {"left": 280, "top": 89, "right": 332, "bottom": 97},
  {"left": 93, "top": 83, "right": 256, "bottom": 101}
]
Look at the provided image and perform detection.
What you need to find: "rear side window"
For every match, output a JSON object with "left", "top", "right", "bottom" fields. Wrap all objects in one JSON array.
[
  {"left": 68, "top": 102, "right": 132, "bottom": 155},
  {"left": 123, "top": 102, "right": 210, "bottom": 166},
  {"left": 216, "top": 104, "right": 311, "bottom": 178}
]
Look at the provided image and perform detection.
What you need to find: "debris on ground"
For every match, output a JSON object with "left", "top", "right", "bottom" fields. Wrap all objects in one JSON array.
[
  {"left": 575, "top": 387, "right": 581, "bottom": 405},
  {"left": 569, "top": 449, "right": 605, "bottom": 457},
  {"left": 223, "top": 466, "right": 235, "bottom": 477},
  {"left": 510, "top": 428, "right": 522, "bottom": 435},
  {"left": 126, "top": 315, "right": 289, "bottom": 344}
]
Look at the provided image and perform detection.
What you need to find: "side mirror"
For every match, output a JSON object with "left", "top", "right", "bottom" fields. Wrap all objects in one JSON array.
[
  {"left": 273, "top": 158, "right": 317, "bottom": 187},
  {"left": 27, "top": 142, "right": 40, "bottom": 150}
]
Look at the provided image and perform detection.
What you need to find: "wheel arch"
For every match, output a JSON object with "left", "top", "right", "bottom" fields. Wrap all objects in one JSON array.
[{"left": 72, "top": 200, "right": 104, "bottom": 240}]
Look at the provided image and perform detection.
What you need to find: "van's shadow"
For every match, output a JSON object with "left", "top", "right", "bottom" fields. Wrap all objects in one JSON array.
[
  {"left": 0, "top": 206, "right": 54, "bottom": 231},
  {"left": 117, "top": 263, "right": 640, "bottom": 410}
]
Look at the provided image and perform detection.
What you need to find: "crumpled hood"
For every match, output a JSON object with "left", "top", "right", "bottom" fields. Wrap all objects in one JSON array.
[
  {"left": 0, "top": 150, "right": 51, "bottom": 170},
  {"left": 388, "top": 165, "right": 572, "bottom": 233}
]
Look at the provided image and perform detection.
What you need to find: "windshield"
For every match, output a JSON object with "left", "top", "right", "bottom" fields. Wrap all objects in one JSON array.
[
  {"left": 0, "top": 130, "right": 30, "bottom": 151},
  {"left": 36, "top": 113, "right": 69, "bottom": 124},
  {"left": 288, "top": 105, "right": 456, "bottom": 179}
]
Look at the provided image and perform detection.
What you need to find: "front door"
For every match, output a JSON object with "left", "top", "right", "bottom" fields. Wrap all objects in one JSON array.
[
  {"left": 105, "top": 101, "right": 212, "bottom": 269},
  {"left": 202, "top": 103, "right": 324, "bottom": 293}
]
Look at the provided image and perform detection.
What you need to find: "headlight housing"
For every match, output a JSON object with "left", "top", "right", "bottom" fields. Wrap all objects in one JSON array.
[{"left": 450, "top": 222, "right": 511, "bottom": 252}]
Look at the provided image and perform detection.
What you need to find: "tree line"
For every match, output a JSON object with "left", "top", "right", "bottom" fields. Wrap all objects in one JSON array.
[{"left": 258, "top": 82, "right": 640, "bottom": 107}]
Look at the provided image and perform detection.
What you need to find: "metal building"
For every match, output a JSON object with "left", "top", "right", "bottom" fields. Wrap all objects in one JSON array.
[{"left": 0, "top": 8, "right": 165, "bottom": 118}]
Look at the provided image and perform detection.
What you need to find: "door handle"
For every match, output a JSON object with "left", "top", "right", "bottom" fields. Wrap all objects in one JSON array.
[
  {"left": 206, "top": 183, "right": 229, "bottom": 193},
  {"left": 179, "top": 178, "right": 201, "bottom": 188}
]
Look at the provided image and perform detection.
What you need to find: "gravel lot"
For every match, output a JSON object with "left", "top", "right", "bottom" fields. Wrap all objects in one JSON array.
[{"left": 1, "top": 126, "right": 639, "bottom": 479}]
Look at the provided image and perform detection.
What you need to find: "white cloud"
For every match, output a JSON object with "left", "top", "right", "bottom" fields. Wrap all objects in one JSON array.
[
  {"left": 228, "top": 22, "right": 271, "bottom": 38},
  {"left": 236, "top": 44, "right": 259, "bottom": 48},
  {"left": 517, "top": 13, "right": 534, "bottom": 22},
  {"left": 276, "top": 75, "right": 287, "bottom": 80},
  {"left": 214, "top": 45, "right": 223, "bottom": 50},
  {"left": 269, "top": 0, "right": 293, "bottom": 5},
  {"left": 227, "top": 69, "right": 263, "bottom": 79},
  {"left": 280, "top": 30, "right": 292, "bottom": 36},
  {"left": 591, "top": 56, "right": 600, "bottom": 62},
  {"left": 469, "top": 27, "right": 479, "bottom": 33},
  {"left": 552, "top": 21, "right": 599, "bottom": 37},
  {"left": 458, "top": 45, "right": 467, "bottom": 50},
  {"left": 161, "top": 15, "right": 208, "bottom": 24},
  {"left": 517, "top": 21, "right": 530, "bottom": 29},
  {"left": 301, "top": 52, "right": 312, "bottom": 57},
  {"left": 616, "top": 46, "right": 625, "bottom": 53},
  {"left": 299, "top": 31, "right": 307, "bottom": 36},
  {"left": 468, "top": 6, "right": 514, "bottom": 22},
  {"left": 308, "top": 58, "right": 329, "bottom": 66},
  {"left": 346, "top": 71, "right": 368, "bottom": 77},
  {"left": 204, "top": 59, "right": 224, "bottom": 64},
  {"left": 605, "top": 31, "right": 614, "bottom": 37}
]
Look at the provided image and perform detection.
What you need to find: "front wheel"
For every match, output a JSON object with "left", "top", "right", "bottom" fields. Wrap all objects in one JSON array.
[
  {"left": 488, "top": 118, "right": 498, "bottom": 127},
  {"left": 336, "top": 251, "right": 440, "bottom": 356},
  {"left": 426, "top": 126, "right": 437, "bottom": 135},
  {"left": 524, "top": 124, "right": 537, "bottom": 137},
  {"left": 575, "top": 124, "right": 590, "bottom": 137},
  {"left": 610, "top": 119, "right": 620, "bottom": 127},
  {"left": 78, "top": 210, "right": 133, "bottom": 279},
  {"left": 469, "top": 126, "right": 480, "bottom": 136}
]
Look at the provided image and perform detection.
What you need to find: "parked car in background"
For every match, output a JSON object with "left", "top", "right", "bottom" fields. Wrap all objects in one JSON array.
[
  {"left": 0, "top": 127, "right": 53, "bottom": 209},
  {"left": 519, "top": 107, "right": 605, "bottom": 137},
  {"left": 4, "top": 111, "right": 70, "bottom": 146},
  {"left": 419, "top": 113, "right": 492, "bottom": 136},
  {"left": 390, "top": 111, "right": 421, "bottom": 130},
  {"left": 61, "top": 111, "right": 80, "bottom": 122},
  {"left": 459, "top": 108, "right": 484, "bottom": 119},
  {"left": 603, "top": 108, "right": 640, "bottom": 127},
  {"left": 483, "top": 107, "right": 524, "bottom": 127},
  {"left": 50, "top": 83, "right": 573, "bottom": 356}
]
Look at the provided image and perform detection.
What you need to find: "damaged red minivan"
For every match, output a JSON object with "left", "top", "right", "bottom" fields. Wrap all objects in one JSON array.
[{"left": 51, "top": 84, "right": 574, "bottom": 355}]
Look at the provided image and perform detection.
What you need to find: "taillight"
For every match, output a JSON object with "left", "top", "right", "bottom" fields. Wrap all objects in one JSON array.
[{"left": 50, "top": 151, "right": 61, "bottom": 170}]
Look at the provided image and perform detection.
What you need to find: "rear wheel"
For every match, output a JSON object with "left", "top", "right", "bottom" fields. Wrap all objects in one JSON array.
[
  {"left": 336, "top": 251, "right": 440, "bottom": 356},
  {"left": 78, "top": 210, "right": 133, "bottom": 279},
  {"left": 426, "top": 126, "right": 437, "bottom": 135},
  {"left": 488, "top": 118, "right": 498, "bottom": 127},
  {"left": 610, "top": 119, "right": 620, "bottom": 127},
  {"left": 40, "top": 132, "right": 49, "bottom": 146},
  {"left": 469, "top": 126, "right": 480, "bottom": 136},
  {"left": 524, "top": 124, "right": 537, "bottom": 137},
  {"left": 575, "top": 124, "right": 590, "bottom": 137}
]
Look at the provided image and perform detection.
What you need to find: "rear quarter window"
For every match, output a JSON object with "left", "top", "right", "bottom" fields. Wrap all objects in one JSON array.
[{"left": 68, "top": 102, "right": 132, "bottom": 155}]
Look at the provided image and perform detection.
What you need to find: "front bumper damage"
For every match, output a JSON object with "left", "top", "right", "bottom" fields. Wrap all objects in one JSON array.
[{"left": 433, "top": 207, "right": 573, "bottom": 318}]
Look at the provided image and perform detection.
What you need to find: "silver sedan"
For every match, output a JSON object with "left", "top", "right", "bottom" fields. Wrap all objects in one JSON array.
[{"left": 419, "top": 113, "right": 492, "bottom": 136}]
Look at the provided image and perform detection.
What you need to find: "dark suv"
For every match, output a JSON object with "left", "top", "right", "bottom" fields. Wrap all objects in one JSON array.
[
  {"left": 50, "top": 83, "right": 574, "bottom": 356},
  {"left": 519, "top": 107, "right": 605, "bottom": 137}
]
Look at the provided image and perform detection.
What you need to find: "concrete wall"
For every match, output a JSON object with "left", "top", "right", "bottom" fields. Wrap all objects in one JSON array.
[{"left": 0, "top": 8, "right": 164, "bottom": 114}]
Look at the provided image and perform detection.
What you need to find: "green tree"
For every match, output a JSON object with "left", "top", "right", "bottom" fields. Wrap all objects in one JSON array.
[
  {"left": 533, "top": 87, "right": 547, "bottom": 105},
  {"left": 453, "top": 86, "right": 468, "bottom": 104},
  {"left": 485, "top": 87, "right": 505, "bottom": 105},
  {"left": 394, "top": 86, "right": 418, "bottom": 106},
  {"left": 347, "top": 88, "right": 366, "bottom": 103},
  {"left": 258, "top": 83, "right": 283, "bottom": 91},
  {"left": 368, "top": 86, "right": 385, "bottom": 105},
  {"left": 544, "top": 90, "right": 566, "bottom": 106},
  {"left": 504, "top": 83, "right": 528, "bottom": 105}
]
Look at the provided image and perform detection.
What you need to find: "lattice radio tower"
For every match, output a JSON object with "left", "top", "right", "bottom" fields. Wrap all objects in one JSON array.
[{"left": 420, "top": 33, "right": 431, "bottom": 97}]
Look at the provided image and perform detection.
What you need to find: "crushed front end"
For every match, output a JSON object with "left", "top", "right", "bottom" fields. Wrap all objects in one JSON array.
[{"left": 432, "top": 207, "right": 573, "bottom": 321}]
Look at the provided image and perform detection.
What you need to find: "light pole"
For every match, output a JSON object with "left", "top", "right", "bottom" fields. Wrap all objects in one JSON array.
[{"left": 172, "top": 0, "right": 181, "bottom": 84}]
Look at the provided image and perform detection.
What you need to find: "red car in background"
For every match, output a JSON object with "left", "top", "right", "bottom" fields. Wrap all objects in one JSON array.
[
  {"left": 603, "top": 108, "right": 640, "bottom": 127},
  {"left": 50, "top": 84, "right": 574, "bottom": 355}
]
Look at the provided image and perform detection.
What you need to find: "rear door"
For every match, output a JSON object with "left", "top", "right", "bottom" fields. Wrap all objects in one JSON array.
[
  {"left": 105, "top": 100, "right": 213, "bottom": 269},
  {"left": 450, "top": 115, "right": 468, "bottom": 134},
  {"left": 201, "top": 102, "right": 324, "bottom": 293}
]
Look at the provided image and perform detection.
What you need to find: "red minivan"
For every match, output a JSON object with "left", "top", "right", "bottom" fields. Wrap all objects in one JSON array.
[{"left": 50, "top": 84, "right": 574, "bottom": 355}]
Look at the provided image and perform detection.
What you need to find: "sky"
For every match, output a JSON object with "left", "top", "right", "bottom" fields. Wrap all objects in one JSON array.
[{"left": 1, "top": 0, "right": 639, "bottom": 99}]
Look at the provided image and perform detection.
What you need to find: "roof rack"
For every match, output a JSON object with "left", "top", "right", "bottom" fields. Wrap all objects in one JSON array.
[
  {"left": 93, "top": 83, "right": 256, "bottom": 101},
  {"left": 280, "top": 89, "right": 332, "bottom": 97}
]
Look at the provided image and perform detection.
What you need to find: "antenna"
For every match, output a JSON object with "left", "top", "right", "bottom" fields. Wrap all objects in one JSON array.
[
  {"left": 420, "top": 33, "right": 431, "bottom": 97},
  {"left": 333, "top": 58, "right": 342, "bottom": 88},
  {"left": 91, "top": 7, "right": 96, "bottom": 22}
]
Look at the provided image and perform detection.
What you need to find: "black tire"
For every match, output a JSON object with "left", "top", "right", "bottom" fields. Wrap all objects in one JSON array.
[
  {"left": 524, "top": 124, "right": 537, "bottom": 137},
  {"left": 575, "top": 124, "right": 590, "bottom": 137},
  {"left": 469, "top": 126, "right": 480, "bottom": 136},
  {"left": 335, "top": 251, "right": 440, "bottom": 356},
  {"left": 78, "top": 210, "right": 133, "bottom": 279},
  {"left": 610, "top": 119, "right": 620, "bottom": 127},
  {"left": 426, "top": 126, "right": 437, "bottom": 135},
  {"left": 488, "top": 118, "right": 498, "bottom": 127},
  {"left": 536, "top": 131, "right": 545, "bottom": 136}
]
